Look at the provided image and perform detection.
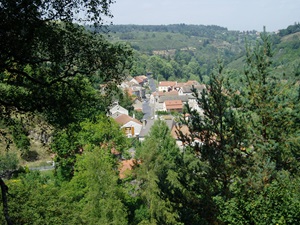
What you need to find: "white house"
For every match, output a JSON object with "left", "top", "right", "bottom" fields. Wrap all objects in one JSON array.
[
  {"left": 109, "top": 102, "right": 128, "bottom": 119},
  {"left": 158, "top": 81, "right": 177, "bottom": 92},
  {"left": 114, "top": 114, "right": 142, "bottom": 138}
]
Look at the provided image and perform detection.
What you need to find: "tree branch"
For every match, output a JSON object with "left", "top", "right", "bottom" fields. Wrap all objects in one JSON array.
[{"left": 0, "top": 178, "right": 13, "bottom": 225}]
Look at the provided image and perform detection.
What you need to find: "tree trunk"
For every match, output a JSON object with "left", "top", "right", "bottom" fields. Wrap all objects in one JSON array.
[{"left": 0, "top": 177, "right": 13, "bottom": 225}]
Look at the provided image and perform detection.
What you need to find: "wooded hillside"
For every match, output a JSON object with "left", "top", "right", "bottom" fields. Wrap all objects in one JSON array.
[{"left": 1, "top": 1, "right": 300, "bottom": 223}]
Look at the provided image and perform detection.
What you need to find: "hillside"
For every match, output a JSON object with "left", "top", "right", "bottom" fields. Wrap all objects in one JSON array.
[{"left": 98, "top": 24, "right": 299, "bottom": 82}]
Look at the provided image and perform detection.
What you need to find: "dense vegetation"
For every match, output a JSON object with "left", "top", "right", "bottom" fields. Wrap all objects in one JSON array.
[
  {"left": 101, "top": 24, "right": 300, "bottom": 84},
  {"left": 1, "top": 1, "right": 300, "bottom": 224}
]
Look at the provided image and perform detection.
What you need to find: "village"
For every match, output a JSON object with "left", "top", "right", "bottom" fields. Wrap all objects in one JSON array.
[
  {"left": 108, "top": 74, "right": 205, "bottom": 149},
  {"left": 106, "top": 74, "right": 207, "bottom": 178}
]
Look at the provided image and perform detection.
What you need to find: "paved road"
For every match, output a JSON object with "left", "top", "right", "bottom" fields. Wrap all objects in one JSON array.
[
  {"left": 142, "top": 100, "right": 152, "bottom": 119},
  {"left": 148, "top": 75, "right": 157, "bottom": 92},
  {"left": 29, "top": 161, "right": 55, "bottom": 171},
  {"left": 143, "top": 75, "right": 156, "bottom": 120},
  {"left": 29, "top": 165, "right": 55, "bottom": 171}
]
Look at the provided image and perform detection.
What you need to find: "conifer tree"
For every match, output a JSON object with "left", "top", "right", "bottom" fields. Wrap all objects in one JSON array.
[
  {"left": 178, "top": 61, "right": 249, "bottom": 224},
  {"left": 135, "top": 120, "right": 183, "bottom": 224}
]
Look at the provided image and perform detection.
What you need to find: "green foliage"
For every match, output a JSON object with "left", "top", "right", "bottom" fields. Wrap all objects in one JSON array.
[
  {"left": 67, "top": 146, "right": 128, "bottom": 224},
  {"left": 278, "top": 22, "right": 300, "bottom": 36},
  {"left": 2, "top": 171, "right": 78, "bottom": 225},
  {"left": 2, "top": 142, "right": 129, "bottom": 224},
  {"left": 178, "top": 31, "right": 300, "bottom": 224},
  {"left": 52, "top": 114, "right": 128, "bottom": 181},
  {"left": 103, "top": 24, "right": 258, "bottom": 82},
  {"left": 0, "top": 153, "right": 18, "bottom": 175},
  {"left": 241, "top": 32, "right": 300, "bottom": 173},
  {"left": 218, "top": 171, "right": 300, "bottom": 225},
  {"left": 10, "top": 120, "right": 30, "bottom": 157},
  {"left": 135, "top": 120, "right": 183, "bottom": 224}
]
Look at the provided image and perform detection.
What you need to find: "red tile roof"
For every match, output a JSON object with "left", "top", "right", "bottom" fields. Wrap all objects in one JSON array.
[
  {"left": 185, "top": 80, "right": 200, "bottom": 86},
  {"left": 171, "top": 124, "right": 190, "bottom": 139},
  {"left": 119, "top": 159, "right": 136, "bottom": 179},
  {"left": 165, "top": 100, "right": 183, "bottom": 110},
  {"left": 159, "top": 81, "right": 177, "bottom": 87},
  {"left": 114, "top": 114, "right": 142, "bottom": 125},
  {"left": 134, "top": 76, "right": 144, "bottom": 84}
]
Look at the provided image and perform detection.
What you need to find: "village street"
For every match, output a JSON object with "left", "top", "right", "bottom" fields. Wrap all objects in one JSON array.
[{"left": 142, "top": 74, "right": 156, "bottom": 120}]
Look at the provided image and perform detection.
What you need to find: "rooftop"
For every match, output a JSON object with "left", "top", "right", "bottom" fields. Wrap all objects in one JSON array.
[
  {"left": 159, "top": 81, "right": 177, "bottom": 87},
  {"left": 114, "top": 114, "right": 142, "bottom": 125}
]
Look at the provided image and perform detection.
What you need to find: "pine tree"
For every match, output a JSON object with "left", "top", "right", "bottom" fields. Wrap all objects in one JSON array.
[
  {"left": 135, "top": 120, "right": 183, "bottom": 224},
  {"left": 178, "top": 61, "right": 250, "bottom": 223}
]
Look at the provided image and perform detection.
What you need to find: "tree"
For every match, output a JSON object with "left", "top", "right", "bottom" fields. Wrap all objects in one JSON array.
[
  {"left": 0, "top": 0, "right": 132, "bottom": 223},
  {"left": 177, "top": 61, "right": 250, "bottom": 224},
  {"left": 242, "top": 32, "right": 300, "bottom": 173},
  {"left": 66, "top": 146, "right": 128, "bottom": 224},
  {"left": 135, "top": 120, "right": 183, "bottom": 224},
  {"left": 52, "top": 114, "right": 129, "bottom": 181},
  {"left": 179, "top": 31, "right": 300, "bottom": 224},
  {"left": 215, "top": 32, "right": 300, "bottom": 224}
]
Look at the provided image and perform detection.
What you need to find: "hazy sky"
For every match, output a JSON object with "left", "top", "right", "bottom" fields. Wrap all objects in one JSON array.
[{"left": 109, "top": 0, "right": 300, "bottom": 31}]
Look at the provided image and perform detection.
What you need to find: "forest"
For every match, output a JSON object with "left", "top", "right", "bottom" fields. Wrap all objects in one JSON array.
[{"left": 1, "top": 1, "right": 300, "bottom": 225}]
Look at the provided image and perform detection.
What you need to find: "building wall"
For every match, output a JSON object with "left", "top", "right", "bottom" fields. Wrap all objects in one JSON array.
[{"left": 121, "top": 121, "right": 142, "bottom": 137}]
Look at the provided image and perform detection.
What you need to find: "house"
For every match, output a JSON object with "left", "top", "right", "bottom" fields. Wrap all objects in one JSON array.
[
  {"left": 185, "top": 80, "right": 200, "bottom": 86},
  {"left": 127, "top": 86, "right": 146, "bottom": 99},
  {"left": 171, "top": 124, "right": 190, "bottom": 148},
  {"left": 133, "top": 98, "right": 143, "bottom": 112},
  {"left": 149, "top": 90, "right": 178, "bottom": 105},
  {"left": 129, "top": 77, "right": 139, "bottom": 86},
  {"left": 139, "top": 119, "right": 175, "bottom": 142},
  {"left": 114, "top": 114, "right": 142, "bottom": 138},
  {"left": 158, "top": 81, "right": 177, "bottom": 92},
  {"left": 163, "top": 100, "right": 183, "bottom": 113},
  {"left": 171, "top": 124, "right": 202, "bottom": 149},
  {"left": 108, "top": 102, "right": 128, "bottom": 118},
  {"left": 134, "top": 75, "right": 148, "bottom": 86},
  {"left": 120, "top": 81, "right": 139, "bottom": 90},
  {"left": 178, "top": 85, "right": 194, "bottom": 96},
  {"left": 174, "top": 82, "right": 186, "bottom": 91},
  {"left": 155, "top": 95, "right": 189, "bottom": 112}
]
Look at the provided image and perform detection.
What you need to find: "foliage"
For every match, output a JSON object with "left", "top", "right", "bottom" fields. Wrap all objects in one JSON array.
[
  {"left": 52, "top": 114, "right": 129, "bottom": 181},
  {"left": 135, "top": 120, "right": 183, "bottom": 224},
  {"left": 278, "top": 22, "right": 300, "bottom": 36},
  {"left": 0, "top": 0, "right": 131, "bottom": 222},
  {"left": 179, "top": 32, "right": 300, "bottom": 224},
  {"left": 66, "top": 146, "right": 128, "bottom": 224},
  {"left": 0, "top": 153, "right": 18, "bottom": 176},
  {"left": 1, "top": 171, "right": 77, "bottom": 225}
]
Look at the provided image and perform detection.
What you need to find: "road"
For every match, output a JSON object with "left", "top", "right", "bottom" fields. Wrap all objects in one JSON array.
[
  {"left": 29, "top": 165, "right": 55, "bottom": 171},
  {"left": 143, "top": 75, "right": 156, "bottom": 120},
  {"left": 148, "top": 75, "right": 157, "bottom": 93}
]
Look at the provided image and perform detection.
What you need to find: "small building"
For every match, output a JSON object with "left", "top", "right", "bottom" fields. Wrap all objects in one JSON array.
[
  {"left": 134, "top": 75, "right": 148, "bottom": 86},
  {"left": 139, "top": 119, "right": 175, "bottom": 142},
  {"left": 171, "top": 124, "right": 202, "bottom": 149},
  {"left": 119, "top": 159, "right": 136, "bottom": 179},
  {"left": 108, "top": 102, "right": 128, "bottom": 118},
  {"left": 163, "top": 100, "right": 183, "bottom": 113},
  {"left": 114, "top": 114, "right": 142, "bottom": 138},
  {"left": 127, "top": 86, "right": 146, "bottom": 99},
  {"left": 178, "top": 85, "right": 194, "bottom": 96},
  {"left": 158, "top": 81, "right": 177, "bottom": 92}
]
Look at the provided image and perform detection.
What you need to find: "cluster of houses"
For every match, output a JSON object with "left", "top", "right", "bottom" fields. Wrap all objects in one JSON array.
[
  {"left": 151, "top": 80, "right": 205, "bottom": 114},
  {"left": 108, "top": 76, "right": 206, "bottom": 178},
  {"left": 119, "top": 75, "right": 148, "bottom": 100},
  {"left": 108, "top": 77, "right": 205, "bottom": 143}
]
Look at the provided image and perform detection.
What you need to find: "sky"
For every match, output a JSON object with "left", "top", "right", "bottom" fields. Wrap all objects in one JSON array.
[{"left": 109, "top": 0, "right": 300, "bottom": 31}]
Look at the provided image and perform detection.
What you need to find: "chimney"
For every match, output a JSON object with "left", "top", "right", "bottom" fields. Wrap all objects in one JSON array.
[{"left": 132, "top": 113, "right": 135, "bottom": 119}]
